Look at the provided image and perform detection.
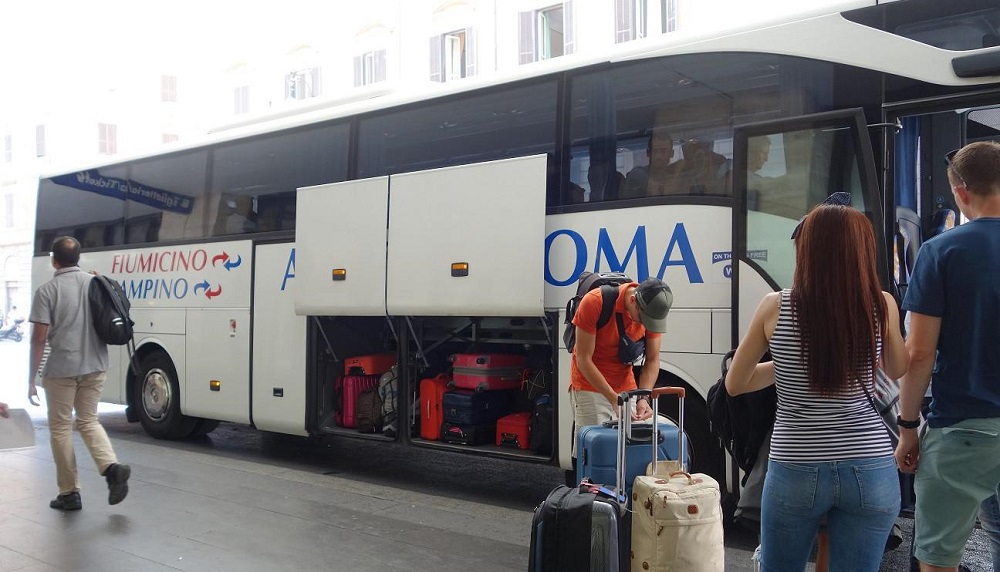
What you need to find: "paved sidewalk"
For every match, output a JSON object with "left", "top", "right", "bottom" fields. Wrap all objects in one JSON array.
[{"left": 0, "top": 409, "right": 529, "bottom": 572}]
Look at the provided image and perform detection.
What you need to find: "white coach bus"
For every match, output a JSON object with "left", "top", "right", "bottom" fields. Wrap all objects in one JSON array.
[{"left": 31, "top": 0, "right": 1000, "bottom": 495}]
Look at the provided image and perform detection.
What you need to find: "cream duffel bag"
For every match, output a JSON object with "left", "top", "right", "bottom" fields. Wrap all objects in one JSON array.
[
  {"left": 629, "top": 386, "right": 724, "bottom": 572},
  {"left": 631, "top": 471, "right": 724, "bottom": 572}
]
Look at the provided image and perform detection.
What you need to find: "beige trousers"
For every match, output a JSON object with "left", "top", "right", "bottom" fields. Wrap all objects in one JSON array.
[
  {"left": 571, "top": 390, "right": 620, "bottom": 457},
  {"left": 43, "top": 371, "right": 118, "bottom": 494}
]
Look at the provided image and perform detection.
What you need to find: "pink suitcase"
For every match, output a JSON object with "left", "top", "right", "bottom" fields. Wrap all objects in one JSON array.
[
  {"left": 450, "top": 353, "right": 527, "bottom": 392},
  {"left": 336, "top": 375, "right": 380, "bottom": 428}
]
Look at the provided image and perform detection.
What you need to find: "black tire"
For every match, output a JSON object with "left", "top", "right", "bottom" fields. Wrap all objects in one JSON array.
[
  {"left": 188, "top": 418, "right": 221, "bottom": 437},
  {"left": 135, "top": 351, "right": 198, "bottom": 440},
  {"left": 655, "top": 388, "right": 727, "bottom": 485}
]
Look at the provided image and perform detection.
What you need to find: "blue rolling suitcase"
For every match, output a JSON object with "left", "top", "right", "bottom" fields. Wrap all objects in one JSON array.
[{"left": 576, "top": 393, "right": 687, "bottom": 498}]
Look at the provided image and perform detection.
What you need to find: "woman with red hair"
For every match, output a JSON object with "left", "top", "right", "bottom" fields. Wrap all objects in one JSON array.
[{"left": 726, "top": 203, "right": 908, "bottom": 571}]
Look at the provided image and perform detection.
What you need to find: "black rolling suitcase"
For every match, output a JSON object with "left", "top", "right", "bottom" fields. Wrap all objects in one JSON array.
[{"left": 527, "top": 391, "right": 636, "bottom": 572}]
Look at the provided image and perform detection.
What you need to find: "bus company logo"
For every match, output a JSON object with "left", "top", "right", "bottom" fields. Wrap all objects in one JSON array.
[
  {"left": 544, "top": 223, "right": 704, "bottom": 287},
  {"left": 712, "top": 251, "right": 733, "bottom": 279},
  {"left": 712, "top": 252, "right": 732, "bottom": 264}
]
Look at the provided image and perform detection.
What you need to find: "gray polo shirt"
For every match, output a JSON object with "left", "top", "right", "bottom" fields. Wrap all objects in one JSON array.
[{"left": 29, "top": 266, "right": 108, "bottom": 378}]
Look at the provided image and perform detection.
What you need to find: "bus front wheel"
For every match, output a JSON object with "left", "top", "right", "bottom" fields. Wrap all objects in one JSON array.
[{"left": 136, "top": 351, "right": 198, "bottom": 440}]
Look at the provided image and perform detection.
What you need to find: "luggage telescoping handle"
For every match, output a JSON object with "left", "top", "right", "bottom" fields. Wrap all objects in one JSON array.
[
  {"left": 612, "top": 387, "right": 684, "bottom": 503},
  {"left": 649, "top": 386, "right": 685, "bottom": 475}
]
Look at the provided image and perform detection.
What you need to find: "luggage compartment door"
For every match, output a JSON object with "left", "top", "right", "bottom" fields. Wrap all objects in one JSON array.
[
  {"left": 294, "top": 177, "right": 390, "bottom": 316},
  {"left": 386, "top": 155, "right": 547, "bottom": 316}
]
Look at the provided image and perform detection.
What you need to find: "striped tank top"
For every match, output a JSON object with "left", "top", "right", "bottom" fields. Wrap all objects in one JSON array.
[{"left": 769, "top": 289, "right": 893, "bottom": 462}]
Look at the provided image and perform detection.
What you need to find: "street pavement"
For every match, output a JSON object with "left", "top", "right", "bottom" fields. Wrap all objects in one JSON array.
[{"left": 0, "top": 340, "right": 992, "bottom": 571}]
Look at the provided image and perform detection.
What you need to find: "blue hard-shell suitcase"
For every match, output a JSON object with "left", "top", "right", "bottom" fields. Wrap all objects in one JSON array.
[{"left": 576, "top": 420, "right": 686, "bottom": 498}]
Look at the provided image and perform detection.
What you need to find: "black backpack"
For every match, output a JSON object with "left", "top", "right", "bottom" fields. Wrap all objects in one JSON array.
[
  {"left": 706, "top": 350, "right": 776, "bottom": 484},
  {"left": 89, "top": 275, "right": 139, "bottom": 372},
  {"left": 562, "top": 271, "right": 632, "bottom": 353}
]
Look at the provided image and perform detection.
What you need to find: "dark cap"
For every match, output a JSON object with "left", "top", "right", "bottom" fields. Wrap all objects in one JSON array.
[
  {"left": 790, "top": 192, "right": 852, "bottom": 239},
  {"left": 634, "top": 278, "right": 672, "bottom": 333}
]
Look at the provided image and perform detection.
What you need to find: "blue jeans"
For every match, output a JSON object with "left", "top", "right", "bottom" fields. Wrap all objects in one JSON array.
[
  {"left": 760, "top": 456, "right": 900, "bottom": 572},
  {"left": 980, "top": 491, "right": 1000, "bottom": 571}
]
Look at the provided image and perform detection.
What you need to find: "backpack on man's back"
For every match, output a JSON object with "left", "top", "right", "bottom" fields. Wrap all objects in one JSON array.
[
  {"left": 89, "top": 274, "right": 139, "bottom": 372},
  {"left": 562, "top": 271, "right": 633, "bottom": 353}
]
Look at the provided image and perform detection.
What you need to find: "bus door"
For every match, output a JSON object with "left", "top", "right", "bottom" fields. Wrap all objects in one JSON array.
[
  {"left": 888, "top": 102, "right": 1000, "bottom": 299},
  {"left": 730, "top": 109, "right": 885, "bottom": 345}
]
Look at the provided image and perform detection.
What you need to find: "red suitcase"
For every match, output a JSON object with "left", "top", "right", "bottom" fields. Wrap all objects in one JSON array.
[
  {"left": 337, "top": 375, "right": 380, "bottom": 428},
  {"left": 496, "top": 411, "right": 532, "bottom": 450},
  {"left": 344, "top": 353, "right": 397, "bottom": 376},
  {"left": 450, "top": 353, "right": 527, "bottom": 392},
  {"left": 420, "top": 374, "right": 450, "bottom": 441}
]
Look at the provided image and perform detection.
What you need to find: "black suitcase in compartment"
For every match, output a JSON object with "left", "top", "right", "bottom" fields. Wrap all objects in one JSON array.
[
  {"left": 440, "top": 421, "right": 496, "bottom": 445},
  {"left": 442, "top": 389, "right": 513, "bottom": 425}
]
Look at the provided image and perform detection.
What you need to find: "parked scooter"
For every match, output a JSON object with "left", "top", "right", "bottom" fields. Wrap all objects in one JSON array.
[{"left": 0, "top": 318, "right": 25, "bottom": 342}]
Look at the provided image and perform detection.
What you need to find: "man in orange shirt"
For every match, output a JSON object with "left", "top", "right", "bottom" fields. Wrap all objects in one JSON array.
[{"left": 570, "top": 277, "right": 671, "bottom": 452}]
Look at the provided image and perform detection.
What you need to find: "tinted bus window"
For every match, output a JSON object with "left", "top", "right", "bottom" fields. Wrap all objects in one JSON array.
[
  {"left": 357, "top": 81, "right": 558, "bottom": 185},
  {"left": 35, "top": 165, "right": 128, "bottom": 253},
  {"left": 211, "top": 123, "right": 350, "bottom": 236},
  {"left": 566, "top": 54, "right": 846, "bottom": 204},
  {"left": 125, "top": 150, "right": 208, "bottom": 244}
]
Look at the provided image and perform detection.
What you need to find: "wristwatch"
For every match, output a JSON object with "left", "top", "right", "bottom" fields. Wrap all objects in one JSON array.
[{"left": 896, "top": 416, "right": 920, "bottom": 429}]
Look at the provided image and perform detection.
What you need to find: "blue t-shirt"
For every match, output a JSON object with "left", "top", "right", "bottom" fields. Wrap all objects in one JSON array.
[{"left": 903, "top": 218, "right": 1000, "bottom": 427}]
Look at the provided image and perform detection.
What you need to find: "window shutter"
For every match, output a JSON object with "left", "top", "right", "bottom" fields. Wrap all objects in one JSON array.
[
  {"left": 464, "top": 27, "right": 476, "bottom": 77},
  {"left": 518, "top": 11, "right": 535, "bottom": 64},
  {"left": 376, "top": 49, "right": 387, "bottom": 83},
  {"left": 354, "top": 55, "right": 363, "bottom": 87},
  {"left": 36, "top": 125, "right": 45, "bottom": 157},
  {"left": 429, "top": 36, "right": 443, "bottom": 82},
  {"left": 563, "top": 1, "right": 575, "bottom": 55},
  {"left": 310, "top": 67, "right": 321, "bottom": 97},
  {"left": 615, "top": 0, "right": 632, "bottom": 43}
]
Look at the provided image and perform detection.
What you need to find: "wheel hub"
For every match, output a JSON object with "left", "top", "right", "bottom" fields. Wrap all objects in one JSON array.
[{"left": 142, "top": 368, "right": 171, "bottom": 422}]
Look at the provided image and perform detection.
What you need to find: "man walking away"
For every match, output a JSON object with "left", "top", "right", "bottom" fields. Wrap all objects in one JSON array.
[
  {"left": 28, "top": 236, "right": 131, "bottom": 511},
  {"left": 896, "top": 142, "right": 1000, "bottom": 571}
]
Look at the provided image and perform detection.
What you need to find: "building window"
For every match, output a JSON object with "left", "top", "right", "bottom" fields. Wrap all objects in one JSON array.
[
  {"left": 519, "top": 2, "right": 574, "bottom": 64},
  {"left": 36, "top": 125, "right": 45, "bottom": 157},
  {"left": 430, "top": 28, "right": 477, "bottom": 82},
  {"left": 663, "top": 0, "right": 677, "bottom": 32},
  {"left": 98, "top": 123, "right": 117, "bottom": 155},
  {"left": 285, "top": 67, "right": 321, "bottom": 100},
  {"left": 354, "top": 50, "right": 387, "bottom": 87},
  {"left": 616, "top": 0, "right": 647, "bottom": 43},
  {"left": 234, "top": 85, "right": 250, "bottom": 115},
  {"left": 161, "top": 75, "right": 178, "bottom": 102},
  {"left": 162, "top": 133, "right": 178, "bottom": 144},
  {"left": 4, "top": 193, "right": 14, "bottom": 228},
  {"left": 3, "top": 134, "right": 11, "bottom": 163}
]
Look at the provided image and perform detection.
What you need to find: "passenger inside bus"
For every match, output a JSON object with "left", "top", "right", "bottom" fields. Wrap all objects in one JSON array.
[
  {"left": 587, "top": 162, "right": 625, "bottom": 202},
  {"left": 673, "top": 140, "right": 730, "bottom": 196},
  {"left": 226, "top": 196, "right": 257, "bottom": 234},
  {"left": 621, "top": 128, "right": 680, "bottom": 198}
]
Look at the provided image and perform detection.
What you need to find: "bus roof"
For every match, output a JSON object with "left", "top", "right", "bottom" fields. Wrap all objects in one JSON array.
[{"left": 39, "top": 0, "right": 998, "bottom": 179}]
